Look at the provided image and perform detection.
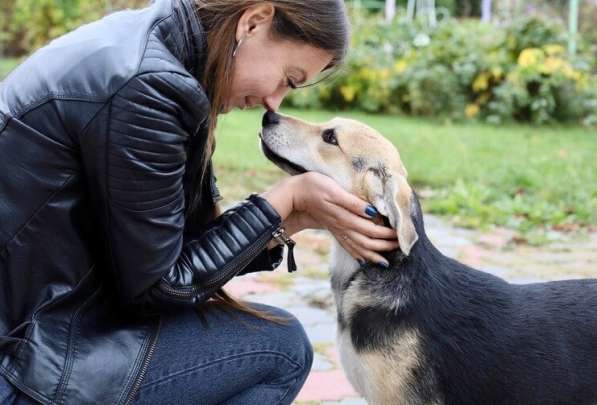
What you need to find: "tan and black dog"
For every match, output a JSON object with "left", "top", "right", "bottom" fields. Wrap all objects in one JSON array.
[{"left": 260, "top": 110, "right": 597, "bottom": 405}]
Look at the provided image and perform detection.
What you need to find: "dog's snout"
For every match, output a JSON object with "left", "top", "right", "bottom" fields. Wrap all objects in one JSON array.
[{"left": 262, "top": 111, "right": 280, "bottom": 127}]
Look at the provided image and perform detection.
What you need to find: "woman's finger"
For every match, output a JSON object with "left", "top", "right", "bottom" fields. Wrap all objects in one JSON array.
[
  {"left": 326, "top": 208, "right": 396, "bottom": 239},
  {"left": 331, "top": 230, "right": 363, "bottom": 262},
  {"left": 332, "top": 188, "right": 379, "bottom": 220},
  {"left": 331, "top": 229, "right": 391, "bottom": 266},
  {"left": 351, "top": 242, "right": 390, "bottom": 266},
  {"left": 349, "top": 231, "right": 400, "bottom": 252}
]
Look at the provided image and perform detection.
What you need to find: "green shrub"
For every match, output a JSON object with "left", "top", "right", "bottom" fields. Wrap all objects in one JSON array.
[
  {"left": 1, "top": 0, "right": 145, "bottom": 56},
  {"left": 285, "top": 12, "right": 597, "bottom": 126},
  {"left": 3, "top": 0, "right": 102, "bottom": 55}
]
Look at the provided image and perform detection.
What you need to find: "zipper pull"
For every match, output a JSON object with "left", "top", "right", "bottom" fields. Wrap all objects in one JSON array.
[{"left": 272, "top": 227, "right": 297, "bottom": 273}]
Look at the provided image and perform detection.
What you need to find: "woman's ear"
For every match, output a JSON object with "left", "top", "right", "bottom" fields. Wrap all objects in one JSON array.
[
  {"left": 236, "top": 3, "right": 276, "bottom": 41},
  {"left": 363, "top": 170, "right": 418, "bottom": 255}
]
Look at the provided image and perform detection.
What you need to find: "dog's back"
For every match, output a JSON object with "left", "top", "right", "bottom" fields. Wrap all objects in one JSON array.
[{"left": 424, "top": 261, "right": 597, "bottom": 404}]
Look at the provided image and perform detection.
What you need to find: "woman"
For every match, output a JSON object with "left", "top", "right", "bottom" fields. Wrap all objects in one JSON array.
[{"left": 0, "top": 0, "right": 399, "bottom": 403}]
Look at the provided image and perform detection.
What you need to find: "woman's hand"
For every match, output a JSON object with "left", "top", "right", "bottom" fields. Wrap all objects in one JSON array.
[{"left": 262, "top": 172, "right": 399, "bottom": 266}]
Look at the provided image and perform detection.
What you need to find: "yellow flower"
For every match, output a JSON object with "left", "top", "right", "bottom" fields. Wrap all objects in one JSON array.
[
  {"left": 561, "top": 63, "right": 579, "bottom": 80},
  {"left": 394, "top": 60, "right": 408, "bottom": 74},
  {"left": 544, "top": 44, "right": 565, "bottom": 56},
  {"left": 465, "top": 104, "right": 480, "bottom": 118},
  {"left": 319, "top": 87, "right": 332, "bottom": 98},
  {"left": 576, "top": 73, "right": 589, "bottom": 90},
  {"left": 539, "top": 57, "right": 580, "bottom": 80},
  {"left": 359, "top": 67, "right": 375, "bottom": 81},
  {"left": 518, "top": 48, "right": 544, "bottom": 68},
  {"left": 478, "top": 92, "right": 491, "bottom": 104},
  {"left": 491, "top": 67, "right": 503, "bottom": 80},
  {"left": 539, "top": 57, "right": 561, "bottom": 74},
  {"left": 340, "top": 85, "right": 356, "bottom": 102},
  {"left": 507, "top": 70, "right": 520, "bottom": 83},
  {"left": 473, "top": 72, "right": 490, "bottom": 92}
]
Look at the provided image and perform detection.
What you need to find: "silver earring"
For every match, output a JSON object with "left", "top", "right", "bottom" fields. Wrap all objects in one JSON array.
[{"left": 232, "top": 37, "right": 245, "bottom": 57}]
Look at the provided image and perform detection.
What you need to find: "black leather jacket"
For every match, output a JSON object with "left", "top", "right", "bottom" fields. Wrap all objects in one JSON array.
[{"left": 0, "top": 1, "right": 285, "bottom": 403}]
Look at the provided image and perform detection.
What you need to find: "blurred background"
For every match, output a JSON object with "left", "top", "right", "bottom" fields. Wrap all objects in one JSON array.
[{"left": 1, "top": 2, "right": 595, "bottom": 403}]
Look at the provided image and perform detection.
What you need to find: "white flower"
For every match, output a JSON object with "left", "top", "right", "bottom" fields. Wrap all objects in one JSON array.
[{"left": 413, "top": 33, "right": 431, "bottom": 47}]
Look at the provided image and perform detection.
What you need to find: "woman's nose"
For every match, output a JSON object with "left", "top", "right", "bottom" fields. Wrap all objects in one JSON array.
[{"left": 264, "top": 87, "right": 290, "bottom": 112}]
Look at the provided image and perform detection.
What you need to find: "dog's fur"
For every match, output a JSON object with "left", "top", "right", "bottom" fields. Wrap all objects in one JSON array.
[{"left": 260, "top": 112, "right": 597, "bottom": 405}]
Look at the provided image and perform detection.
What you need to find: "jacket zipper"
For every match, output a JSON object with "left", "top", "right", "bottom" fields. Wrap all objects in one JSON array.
[
  {"left": 157, "top": 225, "right": 289, "bottom": 300},
  {"left": 272, "top": 227, "right": 297, "bottom": 272},
  {"left": 124, "top": 316, "right": 162, "bottom": 405}
]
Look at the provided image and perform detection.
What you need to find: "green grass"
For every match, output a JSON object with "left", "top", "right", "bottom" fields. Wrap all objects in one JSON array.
[
  {"left": 215, "top": 109, "right": 596, "bottom": 242},
  {"left": 0, "top": 57, "right": 20, "bottom": 80}
]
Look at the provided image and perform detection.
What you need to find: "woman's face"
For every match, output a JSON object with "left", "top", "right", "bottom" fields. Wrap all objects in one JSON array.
[{"left": 226, "top": 4, "right": 334, "bottom": 113}]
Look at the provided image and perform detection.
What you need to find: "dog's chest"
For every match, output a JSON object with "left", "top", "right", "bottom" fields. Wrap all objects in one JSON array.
[
  {"left": 329, "top": 240, "right": 361, "bottom": 312},
  {"left": 336, "top": 328, "right": 377, "bottom": 400},
  {"left": 330, "top": 242, "right": 437, "bottom": 405}
]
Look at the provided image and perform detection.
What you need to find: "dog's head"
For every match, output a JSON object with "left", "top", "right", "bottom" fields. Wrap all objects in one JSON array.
[{"left": 260, "top": 111, "right": 418, "bottom": 255}]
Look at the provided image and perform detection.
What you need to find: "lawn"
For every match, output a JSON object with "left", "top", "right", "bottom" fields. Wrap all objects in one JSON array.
[{"left": 215, "top": 109, "right": 596, "bottom": 243}]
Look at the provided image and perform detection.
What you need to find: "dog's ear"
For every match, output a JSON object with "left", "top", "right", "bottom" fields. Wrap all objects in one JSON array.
[{"left": 364, "top": 171, "right": 419, "bottom": 255}]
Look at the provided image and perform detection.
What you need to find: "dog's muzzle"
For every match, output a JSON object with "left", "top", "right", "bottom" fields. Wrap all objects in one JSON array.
[{"left": 259, "top": 136, "right": 308, "bottom": 175}]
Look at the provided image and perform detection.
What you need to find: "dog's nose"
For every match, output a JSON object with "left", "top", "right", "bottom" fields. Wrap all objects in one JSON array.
[{"left": 262, "top": 111, "right": 280, "bottom": 127}]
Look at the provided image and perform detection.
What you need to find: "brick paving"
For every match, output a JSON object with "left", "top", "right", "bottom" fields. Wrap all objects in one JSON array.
[{"left": 226, "top": 214, "right": 597, "bottom": 404}]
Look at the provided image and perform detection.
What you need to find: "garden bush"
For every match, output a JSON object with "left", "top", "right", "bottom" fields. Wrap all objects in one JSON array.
[
  {"left": 286, "top": 11, "right": 597, "bottom": 126},
  {"left": 0, "top": 0, "right": 145, "bottom": 56}
]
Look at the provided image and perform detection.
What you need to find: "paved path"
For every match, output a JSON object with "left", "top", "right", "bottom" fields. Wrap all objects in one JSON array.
[{"left": 227, "top": 214, "right": 597, "bottom": 404}]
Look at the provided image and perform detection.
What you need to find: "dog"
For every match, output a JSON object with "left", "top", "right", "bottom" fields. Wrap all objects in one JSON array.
[{"left": 259, "top": 110, "right": 597, "bottom": 405}]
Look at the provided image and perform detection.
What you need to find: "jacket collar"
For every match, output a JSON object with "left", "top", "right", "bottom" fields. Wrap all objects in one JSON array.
[{"left": 167, "top": 0, "right": 208, "bottom": 84}]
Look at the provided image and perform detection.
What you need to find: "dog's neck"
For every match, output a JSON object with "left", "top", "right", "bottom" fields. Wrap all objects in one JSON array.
[{"left": 330, "top": 194, "right": 438, "bottom": 294}]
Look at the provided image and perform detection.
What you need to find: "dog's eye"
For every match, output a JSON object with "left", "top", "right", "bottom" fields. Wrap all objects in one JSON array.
[{"left": 322, "top": 128, "right": 338, "bottom": 146}]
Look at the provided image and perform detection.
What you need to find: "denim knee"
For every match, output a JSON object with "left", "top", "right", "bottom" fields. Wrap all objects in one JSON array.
[
  {"left": 284, "top": 310, "right": 314, "bottom": 378},
  {"left": 250, "top": 303, "right": 314, "bottom": 377}
]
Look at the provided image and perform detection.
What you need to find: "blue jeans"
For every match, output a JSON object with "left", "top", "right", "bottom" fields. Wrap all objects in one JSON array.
[
  {"left": 132, "top": 302, "right": 313, "bottom": 405},
  {"left": 0, "top": 302, "right": 313, "bottom": 405}
]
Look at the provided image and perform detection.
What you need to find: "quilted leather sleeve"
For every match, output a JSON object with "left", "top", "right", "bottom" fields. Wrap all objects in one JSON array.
[
  {"left": 152, "top": 195, "right": 283, "bottom": 304},
  {"left": 238, "top": 244, "right": 284, "bottom": 276},
  {"left": 92, "top": 71, "right": 282, "bottom": 310}
]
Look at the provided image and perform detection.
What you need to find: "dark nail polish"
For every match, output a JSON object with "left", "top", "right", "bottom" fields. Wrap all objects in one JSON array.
[
  {"left": 365, "top": 205, "right": 378, "bottom": 218},
  {"left": 378, "top": 261, "right": 389, "bottom": 268},
  {"left": 357, "top": 259, "right": 365, "bottom": 266}
]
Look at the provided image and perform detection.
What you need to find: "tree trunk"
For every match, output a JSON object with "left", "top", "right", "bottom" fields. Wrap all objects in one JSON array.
[
  {"left": 386, "top": 0, "right": 397, "bottom": 22},
  {"left": 407, "top": 0, "right": 416, "bottom": 20},
  {"left": 481, "top": 0, "right": 492, "bottom": 22}
]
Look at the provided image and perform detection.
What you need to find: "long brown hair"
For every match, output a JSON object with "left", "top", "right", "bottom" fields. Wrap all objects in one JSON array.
[
  {"left": 187, "top": 0, "right": 350, "bottom": 213},
  {"left": 190, "top": 0, "right": 349, "bottom": 322}
]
